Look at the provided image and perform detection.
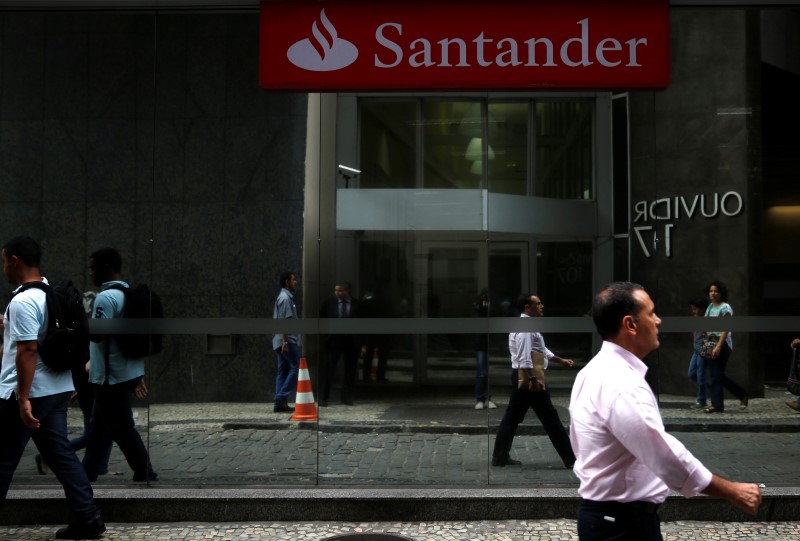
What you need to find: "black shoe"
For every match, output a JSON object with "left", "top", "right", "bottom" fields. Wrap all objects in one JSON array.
[
  {"left": 274, "top": 404, "right": 295, "bottom": 413},
  {"left": 35, "top": 454, "right": 49, "bottom": 475},
  {"left": 319, "top": 400, "right": 328, "bottom": 407},
  {"left": 491, "top": 457, "right": 521, "bottom": 467},
  {"left": 55, "top": 515, "right": 106, "bottom": 539},
  {"left": 133, "top": 471, "right": 159, "bottom": 482},
  {"left": 563, "top": 459, "right": 576, "bottom": 469}
]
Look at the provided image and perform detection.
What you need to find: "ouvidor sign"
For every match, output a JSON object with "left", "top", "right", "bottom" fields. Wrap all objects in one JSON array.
[{"left": 260, "top": 0, "right": 670, "bottom": 91}]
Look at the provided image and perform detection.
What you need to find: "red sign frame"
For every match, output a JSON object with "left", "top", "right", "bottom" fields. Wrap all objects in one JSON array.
[{"left": 259, "top": 0, "right": 670, "bottom": 91}]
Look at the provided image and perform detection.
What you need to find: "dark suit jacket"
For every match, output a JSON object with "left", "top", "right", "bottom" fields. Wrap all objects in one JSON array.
[{"left": 320, "top": 296, "right": 361, "bottom": 351}]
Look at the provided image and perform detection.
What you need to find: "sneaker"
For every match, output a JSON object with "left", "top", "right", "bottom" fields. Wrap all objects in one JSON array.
[
  {"left": 486, "top": 400, "right": 497, "bottom": 409},
  {"left": 55, "top": 515, "right": 106, "bottom": 539},
  {"left": 690, "top": 401, "right": 707, "bottom": 409},
  {"left": 474, "top": 401, "right": 484, "bottom": 410},
  {"left": 786, "top": 401, "right": 800, "bottom": 413}
]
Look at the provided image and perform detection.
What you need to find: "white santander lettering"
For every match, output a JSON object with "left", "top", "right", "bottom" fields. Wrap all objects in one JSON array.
[
  {"left": 626, "top": 38, "right": 647, "bottom": 66},
  {"left": 438, "top": 38, "right": 470, "bottom": 67},
  {"left": 496, "top": 38, "right": 521, "bottom": 67},
  {"left": 409, "top": 38, "right": 434, "bottom": 67},
  {"left": 474, "top": 32, "right": 493, "bottom": 67},
  {"left": 524, "top": 38, "right": 556, "bottom": 66},
  {"left": 596, "top": 38, "right": 622, "bottom": 67},
  {"left": 561, "top": 18, "right": 593, "bottom": 67},
  {"left": 375, "top": 23, "right": 403, "bottom": 68},
  {"left": 371, "top": 18, "right": 650, "bottom": 70}
]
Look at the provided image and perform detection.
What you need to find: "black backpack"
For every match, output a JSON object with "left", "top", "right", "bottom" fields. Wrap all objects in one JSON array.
[
  {"left": 105, "top": 283, "right": 163, "bottom": 359},
  {"left": 17, "top": 280, "right": 90, "bottom": 373}
]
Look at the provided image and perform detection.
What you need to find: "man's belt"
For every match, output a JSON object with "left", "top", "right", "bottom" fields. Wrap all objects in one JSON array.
[{"left": 581, "top": 499, "right": 662, "bottom": 515}]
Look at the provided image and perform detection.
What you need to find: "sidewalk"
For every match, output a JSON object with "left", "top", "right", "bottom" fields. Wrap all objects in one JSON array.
[
  {"left": 4, "top": 385, "right": 800, "bottom": 526},
  {"left": 2, "top": 519, "right": 800, "bottom": 541}
]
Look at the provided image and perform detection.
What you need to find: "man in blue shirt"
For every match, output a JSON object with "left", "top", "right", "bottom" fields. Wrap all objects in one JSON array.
[
  {"left": 272, "top": 271, "right": 300, "bottom": 413},
  {"left": 0, "top": 236, "right": 105, "bottom": 539},
  {"left": 82, "top": 247, "right": 157, "bottom": 483}
]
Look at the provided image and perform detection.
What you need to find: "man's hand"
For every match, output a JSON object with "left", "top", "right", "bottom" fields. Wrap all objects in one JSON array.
[
  {"left": 18, "top": 397, "right": 40, "bottom": 429},
  {"left": 135, "top": 379, "right": 148, "bottom": 400},
  {"left": 703, "top": 475, "right": 762, "bottom": 516},
  {"left": 560, "top": 357, "right": 574, "bottom": 368},
  {"left": 727, "top": 482, "right": 762, "bottom": 515}
]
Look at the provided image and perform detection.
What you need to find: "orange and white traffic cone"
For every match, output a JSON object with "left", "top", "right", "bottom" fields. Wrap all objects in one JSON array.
[
  {"left": 291, "top": 357, "right": 318, "bottom": 421},
  {"left": 369, "top": 348, "right": 379, "bottom": 381}
]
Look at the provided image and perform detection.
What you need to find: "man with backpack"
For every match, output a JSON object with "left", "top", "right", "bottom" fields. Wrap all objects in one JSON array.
[
  {"left": 82, "top": 247, "right": 157, "bottom": 483},
  {"left": 0, "top": 236, "right": 106, "bottom": 539}
]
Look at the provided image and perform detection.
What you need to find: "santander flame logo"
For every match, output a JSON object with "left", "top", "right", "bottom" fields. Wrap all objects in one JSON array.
[{"left": 287, "top": 9, "right": 359, "bottom": 72}]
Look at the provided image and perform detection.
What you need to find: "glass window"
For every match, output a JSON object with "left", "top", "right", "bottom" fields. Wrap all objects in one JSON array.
[
  {"left": 422, "top": 100, "right": 482, "bottom": 189},
  {"left": 359, "top": 100, "right": 417, "bottom": 188},
  {"left": 488, "top": 102, "right": 529, "bottom": 195},
  {"left": 535, "top": 100, "right": 594, "bottom": 199},
  {"left": 357, "top": 97, "right": 593, "bottom": 199}
]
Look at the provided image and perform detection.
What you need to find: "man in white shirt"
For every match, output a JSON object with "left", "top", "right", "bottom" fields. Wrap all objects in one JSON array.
[
  {"left": 491, "top": 294, "right": 576, "bottom": 468},
  {"left": 569, "top": 282, "right": 761, "bottom": 540}
]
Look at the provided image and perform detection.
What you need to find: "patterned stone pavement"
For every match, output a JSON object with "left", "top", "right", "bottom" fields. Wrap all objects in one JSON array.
[{"left": 2, "top": 520, "right": 800, "bottom": 540}]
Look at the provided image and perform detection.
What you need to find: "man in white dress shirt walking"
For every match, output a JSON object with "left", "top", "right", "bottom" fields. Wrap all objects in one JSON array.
[{"left": 569, "top": 281, "right": 761, "bottom": 541}]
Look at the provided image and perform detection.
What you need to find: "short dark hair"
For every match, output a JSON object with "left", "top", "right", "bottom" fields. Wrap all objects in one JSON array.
[
  {"left": 689, "top": 297, "right": 708, "bottom": 310},
  {"left": 335, "top": 281, "right": 351, "bottom": 291},
  {"left": 90, "top": 247, "right": 122, "bottom": 273},
  {"left": 2, "top": 236, "right": 41, "bottom": 268},
  {"left": 592, "top": 282, "right": 646, "bottom": 340},
  {"left": 706, "top": 280, "right": 728, "bottom": 302},
  {"left": 279, "top": 271, "right": 295, "bottom": 289},
  {"left": 516, "top": 293, "right": 533, "bottom": 312}
]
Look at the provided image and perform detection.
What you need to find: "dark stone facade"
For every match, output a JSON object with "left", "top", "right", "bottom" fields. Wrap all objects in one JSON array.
[
  {"left": 0, "top": 11, "right": 306, "bottom": 402},
  {"left": 628, "top": 10, "right": 762, "bottom": 397}
]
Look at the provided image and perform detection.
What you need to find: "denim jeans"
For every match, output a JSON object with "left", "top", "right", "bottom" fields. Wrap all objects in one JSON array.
[
  {"left": 687, "top": 351, "right": 707, "bottom": 404},
  {"left": 70, "top": 374, "right": 112, "bottom": 474},
  {"left": 0, "top": 391, "right": 100, "bottom": 522},
  {"left": 83, "top": 377, "right": 155, "bottom": 482},
  {"left": 474, "top": 350, "right": 489, "bottom": 403},
  {"left": 274, "top": 343, "right": 300, "bottom": 402},
  {"left": 708, "top": 343, "right": 748, "bottom": 411}
]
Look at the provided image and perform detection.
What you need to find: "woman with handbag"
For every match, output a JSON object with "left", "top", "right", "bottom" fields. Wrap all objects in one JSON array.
[{"left": 704, "top": 280, "right": 749, "bottom": 413}]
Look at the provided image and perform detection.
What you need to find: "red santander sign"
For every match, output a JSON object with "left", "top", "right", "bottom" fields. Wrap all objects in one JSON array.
[{"left": 259, "top": 0, "right": 670, "bottom": 91}]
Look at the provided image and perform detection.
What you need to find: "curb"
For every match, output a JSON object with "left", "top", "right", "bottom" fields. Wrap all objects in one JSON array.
[
  {"left": 5, "top": 487, "right": 800, "bottom": 525},
  {"left": 221, "top": 420, "right": 800, "bottom": 434}
]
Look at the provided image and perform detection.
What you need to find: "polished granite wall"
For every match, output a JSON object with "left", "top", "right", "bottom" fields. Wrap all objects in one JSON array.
[
  {"left": 0, "top": 12, "right": 307, "bottom": 402},
  {"left": 629, "top": 9, "right": 762, "bottom": 397}
]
